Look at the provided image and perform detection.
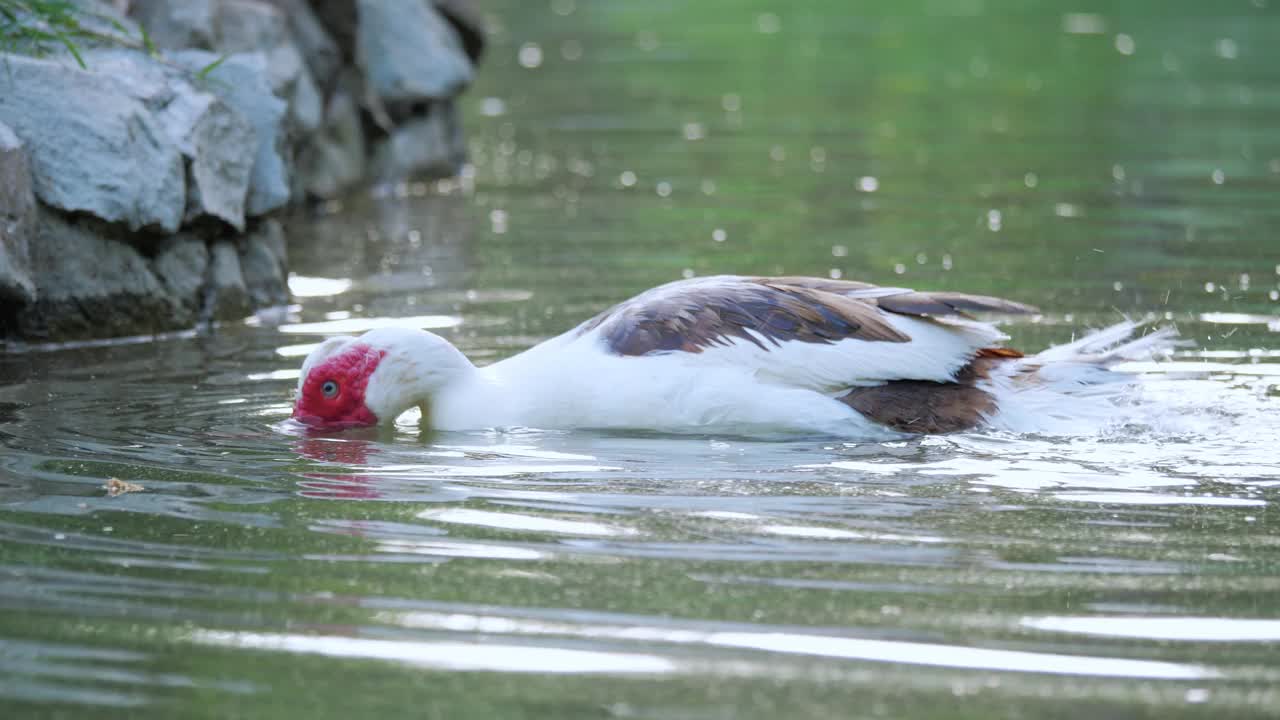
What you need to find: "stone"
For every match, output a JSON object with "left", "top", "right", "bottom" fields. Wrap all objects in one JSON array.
[
  {"left": 240, "top": 219, "right": 289, "bottom": 307},
  {"left": 172, "top": 50, "right": 291, "bottom": 217},
  {"left": 267, "top": 42, "right": 323, "bottom": 133},
  {"left": 152, "top": 236, "right": 210, "bottom": 326},
  {"left": 215, "top": 0, "right": 289, "bottom": 53},
  {"left": 432, "top": 0, "right": 486, "bottom": 63},
  {"left": 14, "top": 208, "right": 176, "bottom": 340},
  {"left": 159, "top": 88, "right": 257, "bottom": 230},
  {"left": 370, "top": 102, "right": 464, "bottom": 181},
  {"left": 356, "top": 0, "right": 473, "bottom": 104},
  {"left": 0, "top": 123, "right": 36, "bottom": 304},
  {"left": 128, "top": 0, "right": 217, "bottom": 50},
  {"left": 0, "top": 54, "right": 186, "bottom": 232},
  {"left": 208, "top": 240, "right": 252, "bottom": 320},
  {"left": 271, "top": 0, "right": 341, "bottom": 85},
  {"left": 299, "top": 82, "right": 366, "bottom": 198}
]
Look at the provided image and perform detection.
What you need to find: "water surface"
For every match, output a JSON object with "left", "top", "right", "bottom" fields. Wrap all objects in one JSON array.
[{"left": 2, "top": 1, "right": 1280, "bottom": 717}]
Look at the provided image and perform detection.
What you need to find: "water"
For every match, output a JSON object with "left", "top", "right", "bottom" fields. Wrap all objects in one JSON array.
[{"left": 3, "top": 0, "right": 1280, "bottom": 716}]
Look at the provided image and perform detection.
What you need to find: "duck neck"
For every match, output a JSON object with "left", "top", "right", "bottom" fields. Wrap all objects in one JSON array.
[{"left": 425, "top": 366, "right": 512, "bottom": 430}]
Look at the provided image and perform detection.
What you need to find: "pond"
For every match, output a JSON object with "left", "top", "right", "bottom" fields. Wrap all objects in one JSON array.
[{"left": 2, "top": 0, "right": 1279, "bottom": 717}]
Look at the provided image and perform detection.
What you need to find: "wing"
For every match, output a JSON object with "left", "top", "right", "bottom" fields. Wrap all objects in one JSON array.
[{"left": 572, "top": 275, "right": 1037, "bottom": 390}]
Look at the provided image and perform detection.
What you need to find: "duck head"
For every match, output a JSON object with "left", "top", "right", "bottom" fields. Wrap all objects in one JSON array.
[{"left": 292, "top": 327, "right": 474, "bottom": 430}]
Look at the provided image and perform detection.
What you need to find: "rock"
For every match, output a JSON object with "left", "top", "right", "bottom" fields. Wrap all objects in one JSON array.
[
  {"left": 152, "top": 235, "right": 209, "bottom": 325},
  {"left": 240, "top": 219, "right": 289, "bottom": 307},
  {"left": 299, "top": 81, "right": 366, "bottom": 198},
  {"left": 370, "top": 102, "right": 464, "bottom": 181},
  {"left": 158, "top": 87, "right": 257, "bottom": 230},
  {"left": 0, "top": 54, "right": 186, "bottom": 232},
  {"left": 128, "top": 0, "right": 217, "bottom": 50},
  {"left": 0, "top": 122, "right": 36, "bottom": 304},
  {"left": 172, "top": 50, "right": 291, "bottom": 217},
  {"left": 208, "top": 240, "right": 252, "bottom": 320},
  {"left": 267, "top": 42, "right": 323, "bottom": 133},
  {"left": 272, "top": 0, "right": 342, "bottom": 85},
  {"left": 432, "top": 0, "right": 486, "bottom": 63},
  {"left": 14, "top": 208, "right": 176, "bottom": 340},
  {"left": 356, "top": 0, "right": 473, "bottom": 105},
  {"left": 215, "top": 0, "right": 289, "bottom": 53}
]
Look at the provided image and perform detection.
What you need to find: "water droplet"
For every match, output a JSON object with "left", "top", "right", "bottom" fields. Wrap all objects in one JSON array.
[
  {"left": 682, "top": 122, "right": 706, "bottom": 141},
  {"left": 489, "top": 209, "right": 509, "bottom": 234},
  {"left": 769, "top": 146, "right": 787, "bottom": 162},
  {"left": 1054, "top": 203, "right": 1080, "bottom": 218},
  {"left": 1240, "top": 274, "right": 1251, "bottom": 290},
  {"left": 619, "top": 170, "right": 637, "bottom": 187},
  {"left": 1062, "top": 13, "right": 1106, "bottom": 34},
  {"left": 831, "top": 245, "right": 848, "bottom": 258},
  {"left": 721, "top": 93, "right": 742, "bottom": 112},
  {"left": 857, "top": 176, "right": 879, "bottom": 192},
  {"left": 893, "top": 263, "right": 907, "bottom": 275},
  {"left": 1215, "top": 38, "right": 1238, "bottom": 59},
  {"left": 635, "top": 31, "right": 659, "bottom": 51},
  {"left": 809, "top": 146, "right": 827, "bottom": 163},
  {"left": 681, "top": 268, "right": 696, "bottom": 279},
  {"left": 656, "top": 181, "right": 672, "bottom": 198},
  {"left": 756, "top": 12, "right": 781, "bottom": 34},
  {"left": 518, "top": 43, "right": 543, "bottom": 68},
  {"left": 1114, "top": 33, "right": 1135, "bottom": 55},
  {"left": 1204, "top": 282, "right": 1217, "bottom": 293},
  {"left": 942, "top": 254, "right": 954, "bottom": 270},
  {"left": 829, "top": 268, "right": 843, "bottom": 279},
  {"left": 560, "top": 39, "right": 583, "bottom": 61},
  {"left": 916, "top": 253, "right": 928, "bottom": 265},
  {"left": 712, "top": 229, "right": 727, "bottom": 243},
  {"left": 1024, "top": 172, "right": 1039, "bottom": 188},
  {"left": 1113, "top": 281, "right": 1124, "bottom": 291},
  {"left": 987, "top": 209, "right": 1003, "bottom": 231},
  {"left": 1270, "top": 290, "right": 1279, "bottom": 301},
  {"left": 480, "top": 97, "right": 506, "bottom": 117},
  {"left": 1211, "top": 169, "right": 1226, "bottom": 184},
  {"left": 700, "top": 179, "right": 717, "bottom": 195},
  {"left": 1184, "top": 688, "right": 1210, "bottom": 704},
  {"left": 1111, "top": 164, "right": 1125, "bottom": 181}
]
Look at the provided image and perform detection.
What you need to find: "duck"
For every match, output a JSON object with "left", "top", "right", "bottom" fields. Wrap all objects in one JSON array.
[{"left": 291, "top": 275, "right": 1176, "bottom": 436}]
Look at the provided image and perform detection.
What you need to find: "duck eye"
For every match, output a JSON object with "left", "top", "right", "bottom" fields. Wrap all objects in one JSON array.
[{"left": 321, "top": 380, "right": 339, "bottom": 398}]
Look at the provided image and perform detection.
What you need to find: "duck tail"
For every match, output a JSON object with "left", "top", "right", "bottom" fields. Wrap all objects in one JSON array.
[{"left": 982, "top": 321, "right": 1184, "bottom": 432}]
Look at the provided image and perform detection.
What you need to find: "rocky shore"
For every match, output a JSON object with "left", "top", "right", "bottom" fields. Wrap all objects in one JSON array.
[{"left": 0, "top": 0, "right": 482, "bottom": 343}]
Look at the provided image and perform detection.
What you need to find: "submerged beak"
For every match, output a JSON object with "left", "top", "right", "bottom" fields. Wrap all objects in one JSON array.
[{"left": 290, "top": 406, "right": 379, "bottom": 430}]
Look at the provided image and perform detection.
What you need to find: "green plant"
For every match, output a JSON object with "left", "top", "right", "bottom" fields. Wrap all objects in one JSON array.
[{"left": 0, "top": 0, "right": 96, "bottom": 67}]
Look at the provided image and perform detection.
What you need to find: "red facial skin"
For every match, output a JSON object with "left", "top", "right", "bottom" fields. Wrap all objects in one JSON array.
[{"left": 292, "top": 344, "right": 387, "bottom": 429}]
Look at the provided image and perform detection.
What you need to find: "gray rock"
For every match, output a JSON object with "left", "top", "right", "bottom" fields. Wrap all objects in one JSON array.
[
  {"left": 152, "top": 235, "right": 209, "bottom": 325},
  {"left": 371, "top": 102, "right": 464, "bottom": 181},
  {"left": 208, "top": 240, "right": 252, "bottom": 320},
  {"left": 432, "top": 0, "right": 486, "bottom": 63},
  {"left": 356, "top": 0, "right": 473, "bottom": 104},
  {"left": 0, "top": 54, "right": 186, "bottom": 232},
  {"left": 215, "top": 0, "right": 288, "bottom": 53},
  {"left": 173, "top": 50, "right": 290, "bottom": 217},
  {"left": 0, "top": 123, "right": 36, "bottom": 304},
  {"left": 271, "top": 0, "right": 341, "bottom": 85},
  {"left": 129, "top": 0, "right": 217, "bottom": 50},
  {"left": 159, "top": 87, "right": 257, "bottom": 230},
  {"left": 300, "top": 83, "right": 366, "bottom": 198},
  {"left": 15, "top": 207, "right": 176, "bottom": 340},
  {"left": 240, "top": 219, "right": 289, "bottom": 307},
  {"left": 267, "top": 42, "right": 323, "bottom": 133}
]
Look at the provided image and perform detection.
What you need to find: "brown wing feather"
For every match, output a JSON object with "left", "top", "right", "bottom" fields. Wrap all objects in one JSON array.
[{"left": 579, "top": 275, "right": 1035, "bottom": 357}]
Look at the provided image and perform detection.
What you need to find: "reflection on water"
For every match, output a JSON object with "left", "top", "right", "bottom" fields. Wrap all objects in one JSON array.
[{"left": 3, "top": 0, "right": 1280, "bottom": 717}]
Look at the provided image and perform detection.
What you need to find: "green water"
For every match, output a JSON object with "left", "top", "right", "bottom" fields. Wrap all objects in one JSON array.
[{"left": 2, "top": 1, "right": 1279, "bottom": 717}]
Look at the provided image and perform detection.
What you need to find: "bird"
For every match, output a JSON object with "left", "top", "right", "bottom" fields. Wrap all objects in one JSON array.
[{"left": 291, "top": 275, "right": 1176, "bottom": 436}]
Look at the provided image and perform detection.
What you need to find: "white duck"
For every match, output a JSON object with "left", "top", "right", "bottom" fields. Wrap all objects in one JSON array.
[{"left": 291, "top": 275, "right": 1175, "bottom": 436}]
